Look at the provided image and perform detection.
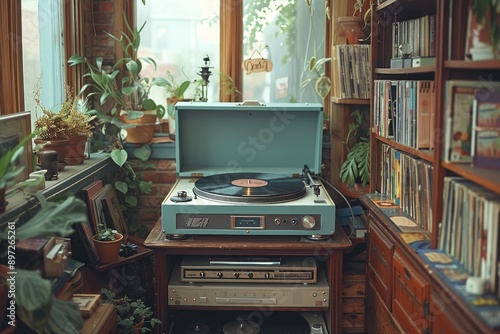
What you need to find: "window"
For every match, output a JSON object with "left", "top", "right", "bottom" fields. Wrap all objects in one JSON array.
[
  {"left": 22, "top": 0, "right": 65, "bottom": 131},
  {"left": 135, "top": 0, "right": 328, "bottom": 104}
]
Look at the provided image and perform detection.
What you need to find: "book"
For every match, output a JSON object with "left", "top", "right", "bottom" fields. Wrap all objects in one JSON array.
[
  {"left": 471, "top": 90, "right": 500, "bottom": 169},
  {"left": 444, "top": 81, "right": 500, "bottom": 163},
  {"left": 80, "top": 180, "right": 104, "bottom": 234}
]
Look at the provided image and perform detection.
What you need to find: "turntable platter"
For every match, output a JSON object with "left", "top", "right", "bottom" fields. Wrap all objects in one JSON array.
[{"left": 193, "top": 173, "right": 306, "bottom": 203}]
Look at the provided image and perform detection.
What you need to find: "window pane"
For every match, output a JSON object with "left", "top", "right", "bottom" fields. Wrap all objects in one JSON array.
[
  {"left": 242, "top": 0, "right": 326, "bottom": 103},
  {"left": 137, "top": 0, "right": 220, "bottom": 106},
  {"left": 22, "top": 0, "right": 64, "bottom": 129}
]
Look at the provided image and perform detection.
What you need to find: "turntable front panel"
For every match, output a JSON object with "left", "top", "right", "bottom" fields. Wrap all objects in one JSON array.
[{"left": 162, "top": 177, "right": 336, "bottom": 236}]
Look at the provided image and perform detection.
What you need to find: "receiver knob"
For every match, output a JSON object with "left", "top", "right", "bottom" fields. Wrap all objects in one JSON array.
[
  {"left": 217, "top": 272, "right": 223, "bottom": 278},
  {"left": 248, "top": 272, "right": 254, "bottom": 278},
  {"left": 199, "top": 272, "right": 205, "bottom": 278},
  {"left": 265, "top": 272, "right": 271, "bottom": 279},
  {"left": 234, "top": 272, "right": 240, "bottom": 278},
  {"left": 302, "top": 215, "right": 316, "bottom": 229}
]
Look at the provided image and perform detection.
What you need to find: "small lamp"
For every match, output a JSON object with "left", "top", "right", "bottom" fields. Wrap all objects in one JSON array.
[{"left": 198, "top": 55, "right": 213, "bottom": 102}]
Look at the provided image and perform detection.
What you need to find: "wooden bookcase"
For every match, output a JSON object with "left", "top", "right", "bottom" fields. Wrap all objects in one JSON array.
[
  {"left": 329, "top": 0, "right": 371, "bottom": 201},
  {"left": 362, "top": 0, "right": 500, "bottom": 333}
]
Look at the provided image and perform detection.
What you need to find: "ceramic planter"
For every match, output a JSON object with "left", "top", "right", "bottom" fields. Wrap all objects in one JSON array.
[
  {"left": 93, "top": 233, "right": 123, "bottom": 264},
  {"left": 120, "top": 112, "right": 156, "bottom": 144}
]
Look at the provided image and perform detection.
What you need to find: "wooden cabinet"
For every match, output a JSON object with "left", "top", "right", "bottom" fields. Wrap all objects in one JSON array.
[
  {"left": 364, "top": 0, "right": 500, "bottom": 333},
  {"left": 144, "top": 220, "right": 351, "bottom": 334}
]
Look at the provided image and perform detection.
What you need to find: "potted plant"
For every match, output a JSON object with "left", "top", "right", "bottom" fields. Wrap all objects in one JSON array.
[
  {"left": 0, "top": 134, "right": 35, "bottom": 213},
  {"left": 63, "top": 97, "right": 95, "bottom": 165},
  {"left": 68, "top": 13, "right": 166, "bottom": 145},
  {"left": 100, "top": 288, "right": 161, "bottom": 334},
  {"left": 92, "top": 224, "right": 123, "bottom": 264},
  {"left": 339, "top": 109, "right": 370, "bottom": 197},
  {"left": 33, "top": 80, "right": 94, "bottom": 167},
  {"left": 0, "top": 193, "right": 87, "bottom": 333},
  {"left": 161, "top": 71, "right": 200, "bottom": 138}
]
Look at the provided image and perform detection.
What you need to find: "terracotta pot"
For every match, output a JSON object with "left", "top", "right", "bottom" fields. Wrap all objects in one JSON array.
[
  {"left": 120, "top": 112, "right": 156, "bottom": 144},
  {"left": 93, "top": 233, "right": 123, "bottom": 264},
  {"left": 34, "top": 138, "right": 70, "bottom": 171},
  {"left": 338, "top": 16, "right": 366, "bottom": 44},
  {"left": 338, "top": 182, "right": 369, "bottom": 199},
  {"left": 65, "top": 134, "right": 87, "bottom": 165}
]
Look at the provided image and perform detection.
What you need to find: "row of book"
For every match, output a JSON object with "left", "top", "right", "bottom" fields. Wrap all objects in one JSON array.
[
  {"left": 373, "top": 80, "right": 436, "bottom": 150},
  {"left": 392, "top": 14, "right": 436, "bottom": 59},
  {"left": 331, "top": 44, "right": 370, "bottom": 99},
  {"left": 438, "top": 176, "right": 500, "bottom": 297},
  {"left": 443, "top": 80, "right": 500, "bottom": 169},
  {"left": 380, "top": 144, "right": 433, "bottom": 232}
]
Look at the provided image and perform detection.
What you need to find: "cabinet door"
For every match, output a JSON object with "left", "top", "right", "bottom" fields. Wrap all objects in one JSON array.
[
  {"left": 367, "top": 215, "right": 394, "bottom": 308},
  {"left": 392, "top": 250, "right": 430, "bottom": 334}
]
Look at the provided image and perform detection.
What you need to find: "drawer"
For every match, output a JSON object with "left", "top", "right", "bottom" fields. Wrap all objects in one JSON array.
[
  {"left": 392, "top": 251, "right": 429, "bottom": 334},
  {"left": 367, "top": 219, "right": 393, "bottom": 308}
]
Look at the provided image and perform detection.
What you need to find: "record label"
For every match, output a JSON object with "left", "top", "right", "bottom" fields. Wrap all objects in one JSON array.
[{"left": 231, "top": 178, "right": 268, "bottom": 188}]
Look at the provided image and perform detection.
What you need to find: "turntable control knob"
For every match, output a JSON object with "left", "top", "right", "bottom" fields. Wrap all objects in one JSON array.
[
  {"left": 217, "top": 272, "right": 223, "bottom": 278},
  {"left": 248, "top": 272, "right": 254, "bottom": 278},
  {"left": 302, "top": 215, "right": 316, "bottom": 229},
  {"left": 177, "top": 191, "right": 187, "bottom": 198},
  {"left": 199, "top": 272, "right": 206, "bottom": 278}
]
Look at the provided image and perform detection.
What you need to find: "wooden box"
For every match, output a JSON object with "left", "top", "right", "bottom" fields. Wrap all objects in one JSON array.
[{"left": 43, "top": 236, "right": 71, "bottom": 277}]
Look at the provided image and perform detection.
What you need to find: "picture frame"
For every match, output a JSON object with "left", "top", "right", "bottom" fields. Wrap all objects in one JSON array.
[
  {"left": 101, "top": 187, "right": 129, "bottom": 240},
  {"left": 72, "top": 294, "right": 101, "bottom": 318},
  {"left": 0, "top": 111, "right": 32, "bottom": 187}
]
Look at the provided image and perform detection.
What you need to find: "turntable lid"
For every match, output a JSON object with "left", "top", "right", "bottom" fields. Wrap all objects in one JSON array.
[{"left": 175, "top": 102, "right": 324, "bottom": 177}]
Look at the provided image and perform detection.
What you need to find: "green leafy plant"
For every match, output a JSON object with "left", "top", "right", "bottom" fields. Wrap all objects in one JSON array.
[
  {"left": 68, "top": 13, "right": 166, "bottom": 121},
  {"left": 100, "top": 288, "right": 161, "bottom": 333},
  {"left": 340, "top": 109, "right": 370, "bottom": 189},
  {"left": 0, "top": 193, "right": 88, "bottom": 333},
  {"left": 33, "top": 79, "right": 94, "bottom": 140},
  {"left": 94, "top": 224, "right": 120, "bottom": 241}
]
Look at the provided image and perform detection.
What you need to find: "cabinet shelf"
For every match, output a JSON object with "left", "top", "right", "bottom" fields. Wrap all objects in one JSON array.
[
  {"left": 442, "top": 162, "right": 500, "bottom": 194},
  {"left": 375, "top": 135, "right": 434, "bottom": 162},
  {"left": 375, "top": 66, "right": 436, "bottom": 75},
  {"left": 445, "top": 60, "right": 500, "bottom": 70}
]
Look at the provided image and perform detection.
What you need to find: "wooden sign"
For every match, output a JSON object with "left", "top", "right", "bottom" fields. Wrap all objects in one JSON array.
[{"left": 242, "top": 58, "right": 273, "bottom": 75}]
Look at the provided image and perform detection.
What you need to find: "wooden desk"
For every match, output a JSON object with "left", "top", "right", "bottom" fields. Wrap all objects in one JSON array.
[{"left": 145, "top": 219, "right": 351, "bottom": 334}]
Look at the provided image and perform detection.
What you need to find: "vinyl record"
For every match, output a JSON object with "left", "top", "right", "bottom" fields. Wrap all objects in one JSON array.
[{"left": 193, "top": 173, "right": 306, "bottom": 203}]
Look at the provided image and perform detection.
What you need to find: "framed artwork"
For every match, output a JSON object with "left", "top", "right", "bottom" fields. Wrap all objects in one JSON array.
[
  {"left": 101, "top": 187, "right": 129, "bottom": 240},
  {"left": 0, "top": 112, "right": 32, "bottom": 187}
]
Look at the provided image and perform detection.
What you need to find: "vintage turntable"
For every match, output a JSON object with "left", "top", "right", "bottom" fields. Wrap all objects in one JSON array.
[
  {"left": 161, "top": 102, "right": 335, "bottom": 239},
  {"left": 169, "top": 310, "right": 328, "bottom": 334}
]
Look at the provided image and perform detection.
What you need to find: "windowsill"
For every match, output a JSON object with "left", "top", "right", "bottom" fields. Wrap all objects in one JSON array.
[{"left": 0, "top": 154, "right": 114, "bottom": 226}]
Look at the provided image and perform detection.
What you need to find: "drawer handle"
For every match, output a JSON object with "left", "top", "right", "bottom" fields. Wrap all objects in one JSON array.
[{"left": 404, "top": 268, "right": 412, "bottom": 281}]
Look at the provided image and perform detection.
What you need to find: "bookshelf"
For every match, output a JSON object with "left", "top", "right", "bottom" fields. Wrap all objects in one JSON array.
[
  {"left": 329, "top": 0, "right": 371, "bottom": 200},
  {"left": 362, "top": 0, "right": 500, "bottom": 333}
]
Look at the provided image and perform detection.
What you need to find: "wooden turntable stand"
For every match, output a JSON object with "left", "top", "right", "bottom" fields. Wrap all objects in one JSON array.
[{"left": 145, "top": 219, "right": 351, "bottom": 334}]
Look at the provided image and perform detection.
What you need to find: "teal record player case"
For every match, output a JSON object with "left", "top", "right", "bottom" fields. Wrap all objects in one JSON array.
[{"left": 161, "top": 101, "right": 336, "bottom": 238}]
